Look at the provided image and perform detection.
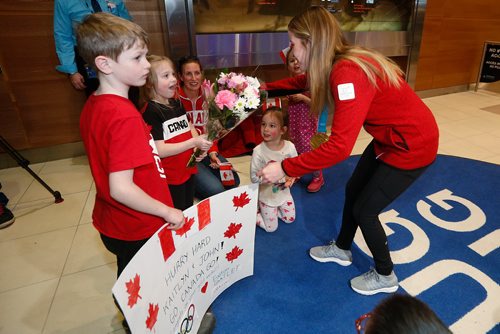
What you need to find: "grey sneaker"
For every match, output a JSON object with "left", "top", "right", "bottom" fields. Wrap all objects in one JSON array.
[
  {"left": 309, "top": 241, "right": 352, "bottom": 266},
  {"left": 350, "top": 268, "right": 399, "bottom": 295}
]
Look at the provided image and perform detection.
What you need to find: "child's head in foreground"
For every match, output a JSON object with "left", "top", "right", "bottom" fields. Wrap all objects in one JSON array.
[
  {"left": 76, "top": 12, "right": 149, "bottom": 74},
  {"left": 359, "top": 294, "right": 451, "bottom": 334}
]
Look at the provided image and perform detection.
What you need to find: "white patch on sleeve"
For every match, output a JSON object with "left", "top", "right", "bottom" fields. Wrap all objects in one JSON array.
[{"left": 337, "top": 83, "right": 355, "bottom": 101}]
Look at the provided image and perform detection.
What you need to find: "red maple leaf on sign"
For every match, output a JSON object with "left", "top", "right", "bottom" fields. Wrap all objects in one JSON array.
[
  {"left": 233, "top": 192, "right": 251, "bottom": 211},
  {"left": 158, "top": 228, "right": 175, "bottom": 262},
  {"left": 225, "top": 246, "right": 244, "bottom": 262},
  {"left": 224, "top": 222, "right": 242, "bottom": 239},
  {"left": 145, "top": 303, "right": 159, "bottom": 330},
  {"left": 125, "top": 274, "right": 141, "bottom": 308},
  {"left": 176, "top": 216, "right": 195, "bottom": 237},
  {"left": 197, "top": 199, "right": 211, "bottom": 230}
]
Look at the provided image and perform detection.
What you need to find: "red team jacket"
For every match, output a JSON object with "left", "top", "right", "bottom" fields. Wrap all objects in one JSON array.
[{"left": 266, "top": 59, "right": 439, "bottom": 176}]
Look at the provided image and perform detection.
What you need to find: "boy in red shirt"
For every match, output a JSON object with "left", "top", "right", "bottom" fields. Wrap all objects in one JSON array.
[{"left": 77, "top": 12, "right": 184, "bottom": 281}]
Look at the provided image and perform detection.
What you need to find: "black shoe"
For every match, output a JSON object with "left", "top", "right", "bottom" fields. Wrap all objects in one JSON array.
[
  {"left": 197, "top": 310, "right": 216, "bottom": 334},
  {"left": 0, "top": 204, "right": 14, "bottom": 229},
  {"left": 122, "top": 319, "right": 131, "bottom": 334}
]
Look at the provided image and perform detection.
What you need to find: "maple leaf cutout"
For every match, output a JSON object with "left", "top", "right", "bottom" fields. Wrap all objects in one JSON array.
[
  {"left": 125, "top": 274, "right": 142, "bottom": 308},
  {"left": 145, "top": 303, "right": 159, "bottom": 331},
  {"left": 158, "top": 228, "right": 175, "bottom": 262},
  {"left": 225, "top": 246, "right": 244, "bottom": 262},
  {"left": 197, "top": 199, "right": 211, "bottom": 230},
  {"left": 224, "top": 222, "right": 242, "bottom": 239},
  {"left": 176, "top": 216, "right": 195, "bottom": 237},
  {"left": 233, "top": 192, "right": 251, "bottom": 211}
]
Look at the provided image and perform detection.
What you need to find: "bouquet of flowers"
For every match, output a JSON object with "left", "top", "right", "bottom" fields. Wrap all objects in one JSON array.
[{"left": 187, "top": 72, "right": 265, "bottom": 167}]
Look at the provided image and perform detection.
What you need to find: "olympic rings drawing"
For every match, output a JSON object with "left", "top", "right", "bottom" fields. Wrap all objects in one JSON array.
[{"left": 179, "top": 304, "right": 195, "bottom": 334}]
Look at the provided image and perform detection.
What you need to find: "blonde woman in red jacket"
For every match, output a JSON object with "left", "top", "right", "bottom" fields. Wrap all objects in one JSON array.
[{"left": 259, "top": 6, "right": 439, "bottom": 296}]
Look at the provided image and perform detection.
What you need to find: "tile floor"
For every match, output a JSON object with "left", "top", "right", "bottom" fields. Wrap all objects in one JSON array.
[{"left": 0, "top": 88, "right": 499, "bottom": 333}]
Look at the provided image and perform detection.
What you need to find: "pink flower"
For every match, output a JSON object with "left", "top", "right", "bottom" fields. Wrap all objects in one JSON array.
[
  {"left": 201, "top": 79, "right": 214, "bottom": 100},
  {"left": 227, "top": 74, "right": 248, "bottom": 92},
  {"left": 215, "top": 90, "right": 237, "bottom": 110},
  {"left": 217, "top": 73, "right": 229, "bottom": 86}
]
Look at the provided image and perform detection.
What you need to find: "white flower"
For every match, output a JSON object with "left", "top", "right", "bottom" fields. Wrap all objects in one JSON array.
[
  {"left": 243, "top": 86, "right": 258, "bottom": 99},
  {"left": 233, "top": 97, "right": 246, "bottom": 114},
  {"left": 246, "top": 96, "right": 260, "bottom": 110},
  {"left": 245, "top": 76, "right": 261, "bottom": 89}
]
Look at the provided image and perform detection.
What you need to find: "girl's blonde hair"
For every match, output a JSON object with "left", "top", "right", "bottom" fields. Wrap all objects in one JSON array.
[
  {"left": 288, "top": 6, "right": 404, "bottom": 116},
  {"left": 140, "top": 55, "right": 175, "bottom": 105}
]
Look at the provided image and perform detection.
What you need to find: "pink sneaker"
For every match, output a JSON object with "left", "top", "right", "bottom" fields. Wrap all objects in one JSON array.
[{"left": 307, "top": 173, "right": 324, "bottom": 193}]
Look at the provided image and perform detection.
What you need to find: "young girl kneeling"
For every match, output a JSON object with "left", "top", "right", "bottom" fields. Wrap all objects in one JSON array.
[{"left": 250, "top": 107, "right": 298, "bottom": 232}]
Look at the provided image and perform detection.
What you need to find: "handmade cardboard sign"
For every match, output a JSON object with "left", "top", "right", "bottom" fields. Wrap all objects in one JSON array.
[{"left": 112, "top": 184, "right": 258, "bottom": 333}]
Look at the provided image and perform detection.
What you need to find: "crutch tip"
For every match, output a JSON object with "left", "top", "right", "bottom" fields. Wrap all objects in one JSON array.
[{"left": 54, "top": 191, "right": 64, "bottom": 204}]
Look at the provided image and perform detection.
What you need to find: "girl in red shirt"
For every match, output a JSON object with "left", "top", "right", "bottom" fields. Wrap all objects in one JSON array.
[{"left": 259, "top": 6, "right": 439, "bottom": 296}]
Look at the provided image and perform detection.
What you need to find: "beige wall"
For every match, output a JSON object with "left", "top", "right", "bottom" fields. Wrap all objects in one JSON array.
[{"left": 415, "top": 0, "right": 500, "bottom": 91}]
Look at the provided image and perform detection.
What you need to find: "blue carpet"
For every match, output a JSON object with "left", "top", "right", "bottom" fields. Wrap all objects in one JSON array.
[{"left": 211, "top": 155, "right": 499, "bottom": 333}]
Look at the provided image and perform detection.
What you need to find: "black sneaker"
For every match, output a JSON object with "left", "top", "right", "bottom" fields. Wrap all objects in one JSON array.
[
  {"left": 0, "top": 203, "right": 15, "bottom": 229},
  {"left": 122, "top": 319, "right": 131, "bottom": 334},
  {"left": 198, "top": 309, "right": 216, "bottom": 334}
]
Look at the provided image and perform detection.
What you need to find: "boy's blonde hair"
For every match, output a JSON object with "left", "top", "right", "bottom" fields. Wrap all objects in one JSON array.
[
  {"left": 288, "top": 6, "right": 404, "bottom": 116},
  {"left": 76, "top": 12, "right": 149, "bottom": 72},
  {"left": 140, "top": 55, "right": 175, "bottom": 104}
]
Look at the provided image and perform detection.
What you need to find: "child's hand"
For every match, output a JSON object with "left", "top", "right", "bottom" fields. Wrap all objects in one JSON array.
[
  {"left": 195, "top": 150, "right": 208, "bottom": 162},
  {"left": 284, "top": 176, "right": 298, "bottom": 188},
  {"left": 209, "top": 152, "right": 221, "bottom": 168},
  {"left": 165, "top": 208, "right": 185, "bottom": 230},
  {"left": 193, "top": 135, "right": 212, "bottom": 151},
  {"left": 273, "top": 176, "right": 297, "bottom": 191}
]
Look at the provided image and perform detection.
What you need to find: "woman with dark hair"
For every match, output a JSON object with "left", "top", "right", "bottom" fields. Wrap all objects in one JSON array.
[
  {"left": 177, "top": 56, "right": 240, "bottom": 200},
  {"left": 259, "top": 6, "right": 439, "bottom": 295}
]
